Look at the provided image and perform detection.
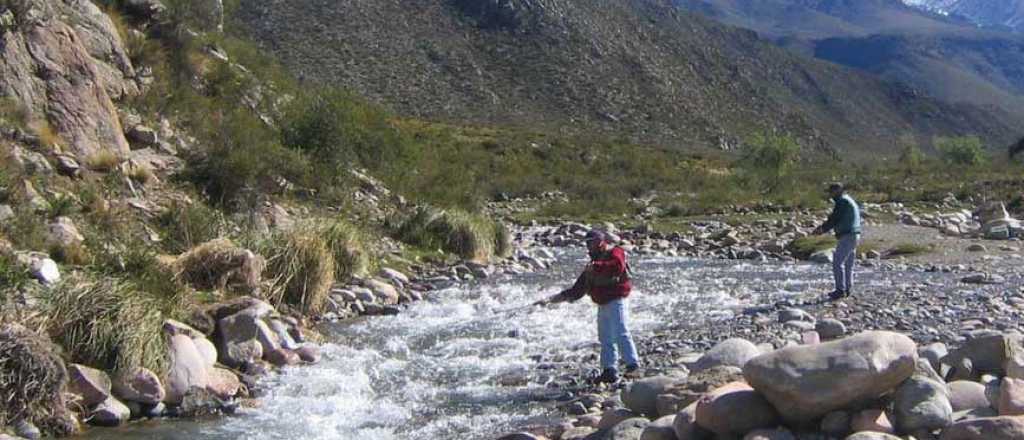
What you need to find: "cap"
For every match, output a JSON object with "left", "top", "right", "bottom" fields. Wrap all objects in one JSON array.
[{"left": 585, "top": 229, "right": 607, "bottom": 243}]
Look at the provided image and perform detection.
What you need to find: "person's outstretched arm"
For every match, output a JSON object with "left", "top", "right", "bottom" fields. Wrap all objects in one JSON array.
[
  {"left": 535, "top": 269, "right": 589, "bottom": 305},
  {"left": 815, "top": 202, "right": 841, "bottom": 235}
]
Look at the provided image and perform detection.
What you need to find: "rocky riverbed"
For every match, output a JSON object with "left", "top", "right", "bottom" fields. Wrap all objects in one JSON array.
[{"left": 56, "top": 216, "right": 1024, "bottom": 440}]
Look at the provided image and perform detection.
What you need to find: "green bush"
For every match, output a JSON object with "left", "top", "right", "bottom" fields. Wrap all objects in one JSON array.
[
  {"left": 396, "top": 207, "right": 505, "bottom": 261},
  {"left": 737, "top": 132, "right": 801, "bottom": 193},
  {"left": 936, "top": 136, "right": 987, "bottom": 167},
  {"left": 787, "top": 235, "right": 837, "bottom": 260},
  {"left": 320, "top": 220, "right": 374, "bottom": 282},
  {"left": 155, "top": 201, "right": 226, "bottom": 254}
]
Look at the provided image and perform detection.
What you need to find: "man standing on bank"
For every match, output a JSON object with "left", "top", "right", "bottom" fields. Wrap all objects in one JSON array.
[
  {"left": 535, "top": 230, "right": 640, "bottom": 384},
  {"left": 813, "top": 183, "right": 862, "bottom": 300}
]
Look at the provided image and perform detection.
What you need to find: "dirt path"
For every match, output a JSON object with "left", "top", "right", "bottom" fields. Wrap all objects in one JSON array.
[{"left": 863, "top": 223, "right": 1023, "bottom": 268}]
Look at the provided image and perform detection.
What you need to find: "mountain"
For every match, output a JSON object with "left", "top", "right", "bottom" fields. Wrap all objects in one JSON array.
[
  {"left": 904, "top": 0, "right": 1024, "bottom": 32},
  {"left": 232, "top": 0, "right": 1018, "bottom": 157},
  {"left": 674, "top": 0, "right": 1024, "bottom": 131}
]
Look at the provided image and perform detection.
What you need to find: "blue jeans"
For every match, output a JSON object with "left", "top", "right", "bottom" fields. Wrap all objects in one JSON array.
[
  {"left": 833, "top": 234, "right": 859, "bottom": 292},
  {"left": 598, "top": 299, "right": 640, "bottom": 372}
]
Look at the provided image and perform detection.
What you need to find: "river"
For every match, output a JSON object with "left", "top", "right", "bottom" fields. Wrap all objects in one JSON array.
[{"left": 84, "top": 249, "right": 910, "bottom": 439}]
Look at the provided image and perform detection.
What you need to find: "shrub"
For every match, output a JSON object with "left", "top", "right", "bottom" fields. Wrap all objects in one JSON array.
[
  {"left": 897, "top": 136, "right": 924, "bottom": 175},
  {"left": 261, "top": 228, "right": 334, "bottom": 315},
  {"left": 0, "top": 96, "right": 29, "bottom": 129},
  {"left": 787, "top": 235, "right": 837, "bottom": 260},
  {"left": 183, "top": 108, "right": 310, "bottom": 207},
  {"left": 39, "top": 276, "right": 180, "bottom": 374},
  {"left": 320, "top": 220, "right": 373, "bottom": 282},
  {"left": 155, "top": 201, "right": 225, "bottom": 254},
  {"left": 737, "top": 132, "right": 801, "bottom": 193},
  {"left": 396, "top": 207, "right": 503, "bottom": 262},
  {"left": 85, "top": 150, "right": 124, "bottom": 172},
  {"left": 935, "top": 136, "right": 987, "bottom": 167}
]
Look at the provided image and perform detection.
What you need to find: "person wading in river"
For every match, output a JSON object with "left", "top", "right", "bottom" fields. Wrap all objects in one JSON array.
[
  {"left": 813, "top": 183, "right": 862, "bottom": 301},
  {"left": 534, "top": 230, "right": 640, "bottom": 384}
]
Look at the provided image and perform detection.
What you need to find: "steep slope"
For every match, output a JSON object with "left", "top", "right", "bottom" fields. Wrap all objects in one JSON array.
[
  {"left": 233, "top": 0, "right": 1017, "bottom": 157},
  {"left": 905, "top": 0, "right": 1024, "bottom": 32},
  {"left": 674, "top": 0, "right": 1024, "bottom": 124}
]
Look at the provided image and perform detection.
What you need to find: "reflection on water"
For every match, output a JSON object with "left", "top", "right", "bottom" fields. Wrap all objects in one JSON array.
[{"left": 84, "top": 252, "right": 913, "bottom": 439}]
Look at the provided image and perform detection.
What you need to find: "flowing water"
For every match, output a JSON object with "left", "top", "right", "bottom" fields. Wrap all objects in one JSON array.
[{"left": 85, "top": 250, "right": 929, "bottom": 440}]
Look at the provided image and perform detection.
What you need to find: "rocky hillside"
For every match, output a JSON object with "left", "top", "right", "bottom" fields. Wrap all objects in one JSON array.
[
  {"left": 674, "top": 0, "right": 1024, "bottom": 135},
  {"left": 905, "top": 0, "right": 1024, "bottom": 32},
  {"left": 232, "top": 0, "right": 1019, "bottom": 157}
]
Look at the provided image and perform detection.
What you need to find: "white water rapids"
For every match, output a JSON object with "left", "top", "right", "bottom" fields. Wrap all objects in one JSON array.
[{"left": 85, "top": 250, "right": 912, "bottom": 440}]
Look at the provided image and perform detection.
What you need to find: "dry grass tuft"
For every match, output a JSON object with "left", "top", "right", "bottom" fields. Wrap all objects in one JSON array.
[
  {"left": 38, "top": 276, "right": 177, "bottom": 375},
  {"left": 262, "top": 227, "right": 335, "bottom": 315},
  {"left": 169, "top": 238, "right": 265, "bottom": 294},
  {"left": 85, "top": 150, "right": 124, "bottom": 172},
  {"left": 0, "top": 323, "right": 78, "bottom": 436},
  {"left": 320, "top": 220, "right": 373, "bottom": 282}
]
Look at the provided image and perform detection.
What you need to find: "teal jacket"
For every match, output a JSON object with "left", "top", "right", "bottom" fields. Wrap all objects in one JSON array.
[{"left": 821, "top": 194, "right": 861, "bottom": 236}]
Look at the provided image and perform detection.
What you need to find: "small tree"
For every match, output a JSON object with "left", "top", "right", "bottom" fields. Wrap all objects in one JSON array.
[
  {"left": 935, "top": 136, "right": 987, "bottom": 167},
  {"left": 897, "top": 134, "right": 924, "bottom": 175},
  {"left": 738, "top": 132, "right": 801, "bottom": 193}
]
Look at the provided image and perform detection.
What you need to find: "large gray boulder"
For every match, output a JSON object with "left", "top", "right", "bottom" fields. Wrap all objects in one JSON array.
[
  {"left": 610, "top": 417, "right": 650, "bottom": 440},
  {"left": 164, "top": 334, "right": 209, "bottom": 405},
  {"left": 743, "top": 331, "right": 918, "bottom": 424},
  {"left": 744, "top": 429, "right": 795, "bottom": 440},
  {"left": 89, "top": 396, "right": 130, "bottom": 427},
  {"left": 892, "top": 375, "right": 953, "bottom": 433},
  {"left": 844, "top": 433, "right": 902, "bottom": 440},
  {"left": 692, "top": 338, "right": 761, "bottom": 372},
  {"left": 67, "top": 364, "right": 111, "bottom": 407},
  {"left": 640, "top": 415, "right": 677, "bottom": 440},
  {"left": 112, "top": 366, "right": 165, "bottom": 405},
  {"left": 673, "top": 402, "right": 712, "bottom": 440},
  {"left": 694, "top": 381, "right": 779, "bottom": 438},
  {"left": 949, "top": 381, "right": 991, "bottom": 412},
  {"left": 623, "top": 376, "right": 683, "bottom": 418},
  {"left": 938, "top": 416, "right": 1024, "bottom": 439},
  {"left": 216, "top": 308, "right": 272, "bottom": 368},
  {"left": 942, "top": 333, "right": 1016, "bottom": 381}
]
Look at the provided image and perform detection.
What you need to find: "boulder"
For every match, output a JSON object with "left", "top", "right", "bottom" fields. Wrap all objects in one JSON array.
[
  {"left": 921, "top": 343, "right": 948, "bottom": 374},
  {"left": 366, "top": 279, "right": 401, "bottom": 305},
  {"left": 816, "top": 319, "right": 847, "bottom": 340},
  {"left": 692, "top": 338, "right": 761, "bottom": 372},
  {"left": 29, "top": 257, "right": 60, "bottom": 285},
  {"left": 844, "top": 433, "right": 902, "bottom": 440},
  {"left": 662, "top": 365, "right": 744, "bottom": 410},
  {"left": 999, "top": 377, "right": 1024, "bottom": 416},
  {"left": 0, "top": 4, "right": 131, "bottom": 162},
  {"left": 89, "top": 396, "right": 130, "bottom": 427},
  {"left": 112, "top": 367, "right": 165, "bottom": 405},
  {"left": 67, "top": 364, "right": 111, "bottom": 407},
  {"left": 673, "top": 402, "right": 712, "bottom": 440},
  {"left": 562, "top": 427, "right": 598, "bottom": 440},
  {"left": 943, "top": 333, "right": 1014, "bottom": 380},
  {"left": 694, "top": 382, "right": 779, "bottom": 438},
  {"left": 938, "top": 416, "right": 1024, "bottom": 439},
  {"left": 656, "top": 393, "right": 687, "bottom": 417},
  {"left": 640, "top": 415, "right": 677, "bottom": 440},
  {"left": 892, "top": 375, "right": 953, "bottom": 433},
  {"left": 623, "top": 376, "right": 682, "bottom": 417},
  {"left": 164, "top": 334, "right": 209, "bottom": 405},
  {"left": 216, "top": 309, "right": 270, "bottom": 368},
  {"left": 949, "top": 381, "right": 991, "bottom": 412},
  {"left": 47, "top": 216, "right": 84, "bottom": 247},
  {"left": 296, "top": 344, "right": 321, "bottom": 363},
  {"left": 205, "top": 367, "right": 241, "bottom": 400},
  {"left": 610, "top": 417, "right": 650, "bottom": 440},
  {"left": 599, "top": 408, "right": 639, "bottom": 430},
  {"left": 267, "top": 319, "right": 299, "bottom": 350},
  {"left": 744, "top": 429, "right": 795, "bottom": 440},
  {"left": 743, "top": 331, "right": 918, "bottom": 424},
  {"left": 163, "top": 319, "right": 204, "bottom": 338},
  {"left": 193, "top": 336, "right": 218, "bottom": 368},
  {"left": 821, "top": 411, "right": 851, "bottom": 437},
  {"left": 850, "top": 409, "right": 894, "bottom": 434},
  {"left": 779, "top": 308, "right": 814, "bottom": 324},
  {"left": 265, "top": 348, "right": 300, "bottom": 367}
]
